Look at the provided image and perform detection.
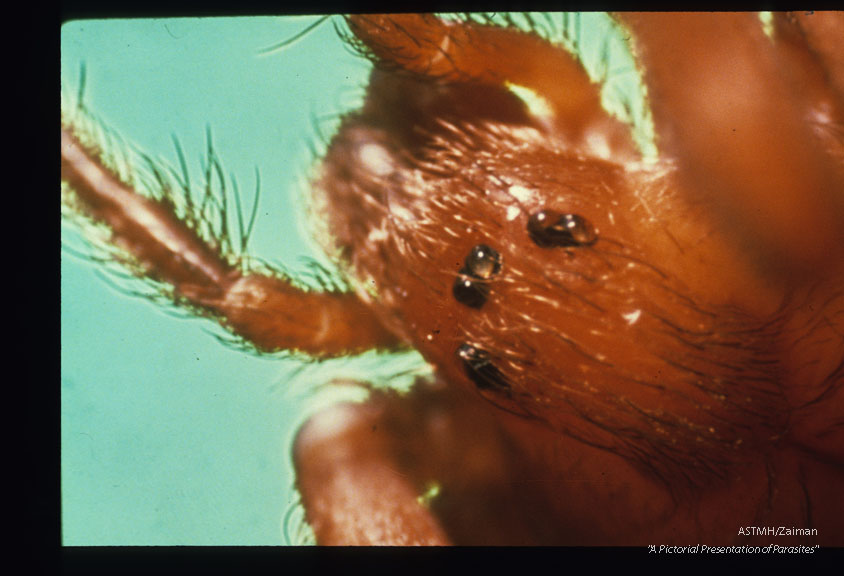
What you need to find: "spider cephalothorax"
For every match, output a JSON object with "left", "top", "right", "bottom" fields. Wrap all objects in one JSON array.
[{"left": 313, "top": 14, "right": 842, "bottom": 493}]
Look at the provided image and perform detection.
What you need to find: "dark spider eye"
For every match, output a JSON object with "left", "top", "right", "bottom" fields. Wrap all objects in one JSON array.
[
  {"left": 456, "top": 343, "right": 511, "bottom": 393},
  {"left": 527, "top": 210, "right": 597, "bottom": 247},
  {"left": 464, "top": 244, "right": 501, "bottom": 280},
  {"left": 452, "top": 268, "right": 490, "bottom": 308}
]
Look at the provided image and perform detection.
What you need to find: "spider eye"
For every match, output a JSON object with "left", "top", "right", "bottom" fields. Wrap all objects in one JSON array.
[
  {"left": 528, "top": 210, "right": 597, "bottom": 247},
  {"left": 465, "top": 244, "right": 501, "bottom": 279},
  {"left": 456, "top": 343, "right": 510, "bottom": 393},
  {"left": 452, "top": 271, "right": 490, "bottom": 308}
]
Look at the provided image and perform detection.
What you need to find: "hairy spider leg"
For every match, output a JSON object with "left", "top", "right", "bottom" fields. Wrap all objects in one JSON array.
[
  {"left": 61, "top": 128, "right": 401, "bottom": 357},
  {"left": 344, "top": 14, "right": 638, "bottom": 160},
  {"left": 618, "top": 12, "right": 844, "bottom": 279}
]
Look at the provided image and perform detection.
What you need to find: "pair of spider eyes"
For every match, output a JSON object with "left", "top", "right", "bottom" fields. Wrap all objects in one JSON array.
[
  {"left": 451, "top": 210, "right": 597, "bottom": 309},
  {"left": 452, "top": 244, "right": 503, "bottom": 309}
]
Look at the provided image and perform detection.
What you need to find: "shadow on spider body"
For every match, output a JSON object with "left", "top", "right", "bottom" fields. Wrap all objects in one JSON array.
[{"left": 62, "top": 13, "right": 844, "bottom": 545}]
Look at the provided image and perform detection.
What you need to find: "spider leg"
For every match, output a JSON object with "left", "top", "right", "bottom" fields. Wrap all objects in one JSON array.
[
  {"left": 293, "top": 380, "right": 561, "bottom": 545},
  {"left": 345, "top": 14, "right": 637, "bottom": 158},
  {"left": 293, "top": 394, "right": 450, "bottom": 545},
  {"left": 618, "top": 12, "right": 844, "bottom": 278},
  {"left": 787, "top": 11, "right": 844, "bottom": 102},
  {"left": 61, "top": 128, "right": 401, "bottom": 356}
]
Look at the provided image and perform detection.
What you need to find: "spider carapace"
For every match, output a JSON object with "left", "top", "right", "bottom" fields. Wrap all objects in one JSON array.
[{"left": 61, "top": 13, "right": 844, "bottom": 545}]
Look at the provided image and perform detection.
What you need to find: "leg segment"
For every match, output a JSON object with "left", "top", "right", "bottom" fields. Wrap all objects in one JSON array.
[
  {"left": 293, "top": 381, "right": 561, "bottom": 545},
  {"left": 788, "top": 11, "right": 844, "bottom": 102},
  {"left": 346, "top": 14, "right": 637, "bottom": 157},
  {"left": 293, "top": 397, "right": 450, "bottom": 545},
  {"left": 618, "top": 12, "right": 844, "bottom": 278},
  {"left": 61, "top": 128, "right": 400, "bottom": 356}
]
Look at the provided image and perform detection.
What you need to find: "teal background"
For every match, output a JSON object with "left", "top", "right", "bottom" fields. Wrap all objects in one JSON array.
[{"left": 60, "top": 17, "right": 380, "bottom": 546}]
